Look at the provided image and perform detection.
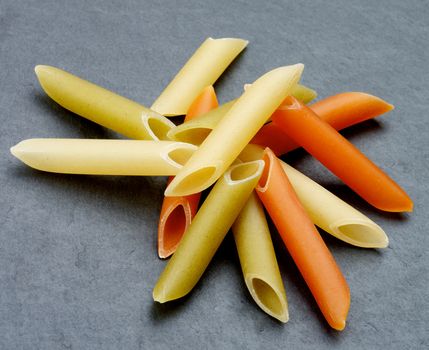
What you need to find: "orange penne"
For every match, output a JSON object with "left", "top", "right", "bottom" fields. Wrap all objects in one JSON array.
[
  {"left": 255, "top": 148, "right": 350, "bottom": 330},
  {"left": 271, "top": 96, "right": 413, "bottom": 212},
  {"left": 251, "top": 92, "right": 394, "bottom": 155},
  {"left": 158, "top": 86, "right": 218, "bottom": 258}
]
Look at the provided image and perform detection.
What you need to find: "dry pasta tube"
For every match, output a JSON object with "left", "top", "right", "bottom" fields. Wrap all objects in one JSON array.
[
  {"left": 10, "top": 139, "right": 197, "bottom": 176},
  {"left": 271, "top": 96, "right": 412, "bottom": 212},
  {"left": 158, "top": 188, "right": 201, "bottom": 259},
  {"left": 167, "top": 84, "right": 316, "bottom": 145},
  {"left": 291, "top": 83, "right": 318, "bottom": 103},
  {"left": 232, "top": 192, "right": 288, "bottom": 322},
  {"left": 158, "top": 86, "right": 219, "bottom": 258},
  {"left": 164, "top": 64, "right": 304, "bottom": 197},
  {"left": 153, "top": 160, "right": 264, "bottom": 303},
  {"left": 150, "top": 37, "right": 248, "bottom": 116},
  {"left": 167, "top": 100, "right": 236, "bottom": 145},
  {"left": 255, "top": 148, "right": 350, "bottom": 331},
  {"left": 239, "top": 144, "right": 389, "bottom": 248},
  {"left": 251, "top": 92, "right": 394, "bottom": 156},
  {"left": 35, "top": 65, "right": 174, "bottom": 140},
  {"left": 243, "top": 83, "right": 317, "bottom": 104}
]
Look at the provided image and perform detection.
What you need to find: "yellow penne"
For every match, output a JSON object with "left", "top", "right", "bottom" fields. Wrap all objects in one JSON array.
[
  {"left": 167, "top": 100, "right": 236, "bottom": 144},
  {"left": 35, "top": 65, "right": 174, "bottom": 140},
  {"left": 280, "top": 161, "right": 388, "bottom": 248},
  {"left": 240, "top": 144, "right": 389, "bottom": 248},
  {"left": 153, "top": 160, "right": 264, "bottom": 303},
  {"left": 10, "top": 139, "right": 197, "bottom": 176},
  {"left": 232, "top": 192, "right": 288, "bottom": 323},
  {"left": 150, "top": 37, "right": 248, "bottom": 116},
  {"left": 290, "top": 83, "right": 318, "bottom": 103},
  {"left": 164, "top": 64, "right": 304, "bottom": 197},
  {"left": 167, "top": 84, "right": 316, "bottom": 145},
  {"left": 244, "top": 83, "right": 317, "bottom": 104}
]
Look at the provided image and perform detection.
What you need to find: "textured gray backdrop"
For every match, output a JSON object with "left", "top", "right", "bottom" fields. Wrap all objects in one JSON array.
[{"left": 1, "top": 0, "right": 428, "bottom": 349}]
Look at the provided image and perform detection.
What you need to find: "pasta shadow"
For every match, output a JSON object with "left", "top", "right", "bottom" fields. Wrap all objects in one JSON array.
[
  {"left": 320, "top": 182, "right": 409, "bottom": 222},
  {"left": 149, "top": 296, "right": 192, "bottom": 322},
  {"left": 31, "top": 90, "right": 122, "bottom": 140}
]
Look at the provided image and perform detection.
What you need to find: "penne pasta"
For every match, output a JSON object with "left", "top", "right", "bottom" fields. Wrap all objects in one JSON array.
[
  {"left": 153, "top": 160, "right": 264, "bottom": 303},
  {"left": 232, "top": 192, "right": 289, "bottom": 322},
  {"left": 164, "top": 64, "right": 304, "bottom": 197},
  {"left": 166, "top": 89, "right": 391, "bottom": 247},
  {"left": 310, "top": 91, "right": 394, "bottom": 130},
  {"left": 184, "top": 85, "right": 219, "bottom": 119},
  {"left": 255, "top": 148, "right": 350, "bottom": 330},
  {"left": 167, "top": 84, "right": 316, "bottom": 145},
  {"left": 271, "top": 96, "right": 413, "bottom": 212},
  {"left": 35, "top": 65, "right": 174, "bottom": 140},
  {"left": 158, "top": 187, "right": 201, "bottom": 258},
  {"left": 251, "top": 92, "right": 394, "bottom": 155},
  {"left": 167, "top": 100, "right": 236, "bottom": 145},
  {"left": 280, "top": 161, "right": 389, "bottom": 248},
  {"left": 10, "top": 139, "right": 197, "bottom": 176},
  {"left": 243, "top": 83, "right": 317, "bottom": 104},
  {"left": 158, "top": 86, "right": 219, "bottom": 258},
  {"left": 240, "top": 144, "right": 389, "bottom": 248},
  {"left": 151, "top": 37, "right": 248, "bottom": 116},
  {"left": 166, "top": 89, "right": 391, "bottom": 246},
  {"left": 291, "top": 83, "right": 318, "bottom": 104}
]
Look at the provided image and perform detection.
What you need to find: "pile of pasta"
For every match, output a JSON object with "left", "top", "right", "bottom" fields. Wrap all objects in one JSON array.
[{"left": 11, "top": 38, "right": 413, "bottom": 331}]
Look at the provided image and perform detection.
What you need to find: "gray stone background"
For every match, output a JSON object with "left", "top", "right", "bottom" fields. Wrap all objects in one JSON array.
[{"left": 0, "top": 0, "right": 428, "bottom": 349}]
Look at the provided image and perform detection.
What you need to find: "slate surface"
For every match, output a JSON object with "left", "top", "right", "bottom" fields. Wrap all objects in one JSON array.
[{"left": 0, "top": 0, "right": 428, "bottom": 349}]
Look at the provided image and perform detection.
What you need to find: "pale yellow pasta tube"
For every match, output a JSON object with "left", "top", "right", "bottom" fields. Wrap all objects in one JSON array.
[
  {"left": 244, "top": 83, "right": 317, "bottom": 104},
  {"left": 10, "top": 139, "right": 197, "bottom": 176},
  {"left": 153, "top": 160, "right": 264, "bottom": 303},
  {"left": 167, "top": 100, "right": 236, "bottom": 144},
  {"left": 35, "top": 65, "right": 175, "bottom": 140},
  {"left": 290, "top": 83, "right": 318, "bottom": 103},
  {"left": 168, "top": 83, "right": 316, "bottom": 145},
  {"left": 150, "top": 37, "right": 248, "bottom": 116},
  {"left": 232, "top": 192, "right": 288, "bottom": 323},
  {"left": 164, "top": 64, "right": 304, "bottom": 197},
  {"left": 239, "top": 144, "right": 389, "bottom": 248}
]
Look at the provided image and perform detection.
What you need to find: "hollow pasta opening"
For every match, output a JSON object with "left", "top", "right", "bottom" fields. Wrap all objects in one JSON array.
[
  {"left": 257, "top": 152, "right": 272, "bottom": 190},
  {"left": 251, "top": 278, "right": 284, "bottom": 318},
  {"left": 169, "top": 166, "right": 218, "bottom": 195},
  {"left": 142, "top": 113, "right": 175, "bottom": 140},
  {"left": 169, "top": 127, "right": 211, "bottom": 145},
  {"left": 335, "top": 222, "right": 388, "bottom": 247},
  {"left": 147, "top": 116, "right": 173, "bottom": 140},
  {"left": 166, "top": 146, "right": 196, "bottom": 167},
  {"left": 229, "top": 162, "right": 261, "bottom": 182},
  {"left": 161, "top": 204, "right": 188, "bottom": 256}
]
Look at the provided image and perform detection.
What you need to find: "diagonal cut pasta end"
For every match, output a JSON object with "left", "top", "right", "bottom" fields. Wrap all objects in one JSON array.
[
  {"left": 246, "top": 275, "right": 289, "bottom": 323},
  {"left": 10, "top": 143, "right": 24, "bottom": 161},
  {"left": 161, "top": 142, "right": 198, "bottom": 170},
  {"left": 244, "top": 83, "right": 317, "bottom": 104},
  {"left": 255, "top": 148, "right": 276, "bottom": 193},
  {"left": 34, "top": 65, "right": 58, "bottom": 99},
  {"left": 151, "top": 37, "right": 248, "bottom": 116},
  {"left": 10, "top": 139, "right": 39, "bottom": 169},
  {"left": 330, "top": 219, "right": 389, "bottom": 248},
  {"left": 225, "top": 160, "right": 265, "bottom": 185},
  {"left": 158, "top": 199, "right": 192, "bottom": 259},
  {"left": 167, "top": 126, "right": 212, "bottom": 145},
  {"left": 153, "top": 287, "right": 167, "bottom": 303},
  {"left": 208, "top": 36, "right": 249, "bottom": 46},
  {"left": 141, "top": 111, "right": 176, "bottom": 141},
  {"left": 164, "top": 161, "right": 224, "bottom": 197},
  {"left": 35, "top": 64, "right": 49, "bottom": 78}
]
